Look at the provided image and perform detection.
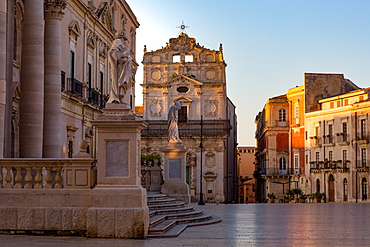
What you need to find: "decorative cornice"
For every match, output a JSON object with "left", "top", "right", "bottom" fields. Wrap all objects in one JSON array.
[{"left": 44, "top": 0, "right": 67, "bottom": 19}]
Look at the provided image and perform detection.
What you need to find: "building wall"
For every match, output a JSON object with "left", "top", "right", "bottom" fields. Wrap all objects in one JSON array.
[{"left": 237, "top": 146, "right": 256, "bottom": 203}]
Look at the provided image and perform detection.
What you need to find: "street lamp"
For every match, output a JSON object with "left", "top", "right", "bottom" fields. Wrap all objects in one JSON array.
[{"left": 198, "top": 115, "right": 205, "bottom": 205}]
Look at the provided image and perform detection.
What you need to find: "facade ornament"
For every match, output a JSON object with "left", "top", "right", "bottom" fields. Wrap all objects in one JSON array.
[
  {"left": 168, "top": 101, "right": 183, "bottom": 143},
  {"left": 44, "top": 0, "right": 67, "bottom": 19},
  {"left": 107, "top": 30, "right": 138, "bottom": 104}
]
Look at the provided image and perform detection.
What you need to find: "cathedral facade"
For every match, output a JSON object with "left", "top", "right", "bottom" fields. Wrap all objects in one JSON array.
[{"left": 140, "top": 32, "right": 237, "bottom": 203}]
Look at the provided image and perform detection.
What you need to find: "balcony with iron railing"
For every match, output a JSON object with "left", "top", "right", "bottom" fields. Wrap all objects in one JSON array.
[
  {"left": 89, "top": 88, "right": 100, "bottom": 105},
  {"left": 260, "top": 167, "right": 302, "bottom": 176},
  {"left": 309, "top": 136, "right": 322, "bottom": 148},
  {"left": 356, "top": 134, "right": 369, "bottom": 145},
  {"left": 66, "top": 78, "right": 83, "bottom": 97},
  {"left": 310, "top": 160, "right": 350, "bottom": 173},
  {"left": 141, "top": 120, "right": 231, "bottom": 137},
  {"left": 322, "top": 135, "right": 335, "bottom": 146},
  {"left": 356, "top": 160, "right": 370, "bottom": 173},
  {"left": 336, "top": 133, "right": 350, "bottom": 145}
]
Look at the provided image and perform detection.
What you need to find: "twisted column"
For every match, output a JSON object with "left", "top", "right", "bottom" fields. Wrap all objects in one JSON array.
[
  {"left": 19, "top": 0, "right": 45, "bottom": 157},
  {"left": 43, "top": 0, "right": 67, "bottom": 157}
]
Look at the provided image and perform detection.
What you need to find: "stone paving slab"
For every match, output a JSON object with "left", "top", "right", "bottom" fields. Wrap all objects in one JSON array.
[{"left": 1, "top": 203, "right": 370, "bottom": 246}]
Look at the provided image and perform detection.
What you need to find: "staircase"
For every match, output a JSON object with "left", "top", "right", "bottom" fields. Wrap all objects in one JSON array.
[{"left": 147, "top": 193, "right": 221, "bottom": 238}]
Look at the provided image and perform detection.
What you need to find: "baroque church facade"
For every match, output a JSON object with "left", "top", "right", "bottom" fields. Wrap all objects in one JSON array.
[{"left": 140, "top": 32, "right": 238, "bottom": 203}]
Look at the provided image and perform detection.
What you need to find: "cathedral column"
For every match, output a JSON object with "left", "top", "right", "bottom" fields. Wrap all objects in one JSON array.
[
  {"left": 19, "top": 0, "right": 45, "bottom": 158},
  {"left": 43, "top": 0, "right": 67, "bottom": 158}
]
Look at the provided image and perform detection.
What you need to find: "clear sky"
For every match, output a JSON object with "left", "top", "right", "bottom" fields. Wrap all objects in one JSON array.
[{"left": 127, "top": 0, "right": 370, "bottom": 146}]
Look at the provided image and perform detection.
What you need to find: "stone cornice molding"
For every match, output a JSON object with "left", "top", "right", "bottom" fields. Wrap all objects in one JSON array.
[{"left": 44, "top": 0, "right": 67, "bottom": 19}]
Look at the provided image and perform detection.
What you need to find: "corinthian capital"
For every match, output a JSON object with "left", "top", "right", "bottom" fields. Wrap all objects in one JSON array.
[{"left": 44, "top": 0, "right": 68, "bottom": 19}]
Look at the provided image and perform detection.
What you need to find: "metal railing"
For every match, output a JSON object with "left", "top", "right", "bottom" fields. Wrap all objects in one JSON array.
[
  {"left": 310, "top": 161, "right": 350, "bottom": 170},
  {"left": 142, "top": 120, "right": 231, "bottom": 137},
  {"left": 67, "top": 78, "right": 83, "bottom": 97},
  {"left": 261, "top": 168, "right": 302, "bottom": 176}
]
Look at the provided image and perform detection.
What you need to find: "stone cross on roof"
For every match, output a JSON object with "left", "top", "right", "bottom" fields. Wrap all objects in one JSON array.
[{"left": 177, "top": 21, "right": 189, "bottom": 34}]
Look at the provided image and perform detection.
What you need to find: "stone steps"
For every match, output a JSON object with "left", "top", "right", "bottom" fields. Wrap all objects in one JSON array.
[{"left": 147, "top": 193, "right": 221, "bottom": 238}]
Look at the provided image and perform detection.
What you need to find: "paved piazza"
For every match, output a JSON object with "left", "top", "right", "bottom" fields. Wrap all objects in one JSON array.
[{"left": 1, "top": 203, "right": 369, "bottom": 247}]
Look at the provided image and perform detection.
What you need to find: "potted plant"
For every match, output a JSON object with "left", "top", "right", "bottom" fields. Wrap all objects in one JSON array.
[
  {"left": 313, "top": 192, "right": 325, "bottom": 203},
  {"left": 299, "top": 194, "right": 307, "bottom": 203},
  {"left": 292, "top": 188, "right": 302, "bottom": 203},
  {"left": 283, "top": 194, "right": 291, "bottom": 203},
  {"left": 267, "top": 193, "right": 277, "bottom": 203}
]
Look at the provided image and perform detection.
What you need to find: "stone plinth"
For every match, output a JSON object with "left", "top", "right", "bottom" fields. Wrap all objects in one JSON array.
[
  {"left": 161, "top": 142, "right": 190, "bottom": 203},
  {"left": 89, "top": 104, "right": 149, "bottom": 238}
]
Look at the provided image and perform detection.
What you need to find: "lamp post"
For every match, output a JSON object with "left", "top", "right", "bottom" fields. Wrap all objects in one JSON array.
[{"left": 198, "top": 115, "right": 205, "bottom": 205}]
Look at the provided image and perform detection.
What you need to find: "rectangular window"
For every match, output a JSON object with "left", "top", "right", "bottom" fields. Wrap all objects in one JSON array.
[
  {"left": 328, "top": 124, "right": 333, "bottom": 143},
  {"left": 343, "top": 150, "right": 347, "bottom": 162},
  {"left": 178, "top": 106, "right": 187, "bottom": 122},
  {"left": 342, "top": 122, "right": 348, "bottom": 142},
  {"left": 279, "top": 109, "right": 286, "bottom": 122},
  {"left": 69, "top": 50, "right": 75, "bottom": 79},
  {"left": 305, "top": 154, "right": 308, "bottom": 164},
  {"left": 337, "top": 101, "right": 341, "bottom": 107},
  {"left": 361, "top": 148, "right": 366, "bottom": 167},
  {"left": 329, "top": 151, "right": 333, "bottom": 161},
  {"left": 316, "top": 152, "right": 320, "bottom": 162},
  {"left": 294, "top": 154, "right": 299, "bottom": 174},
  {"left": 315, "top": 126, "right": 320, "bottom": 137},
  {"left": 100, "top": 71, "right": 104, "bottom": 107},
  {"left": 360, "top": 119, "right": 366, "bottom": 139}
]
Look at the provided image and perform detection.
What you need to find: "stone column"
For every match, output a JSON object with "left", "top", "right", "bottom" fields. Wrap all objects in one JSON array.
[
  {"left": 43, "top": 0, "right": 67, "bottom": 158},
  {"left": 0, "top": 1, "right": 7, "bottom": 158},
  {"left": 19, "top": 0, "right": 45, "bottom": 158}
]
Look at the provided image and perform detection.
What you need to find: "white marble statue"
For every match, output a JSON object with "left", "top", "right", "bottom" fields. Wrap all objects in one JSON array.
[
  {"left": 168, "top": 101, "right": 183, "bottom": 143},
  {"left": 107, "top": 30, "right": 137, "bottom": 104}
]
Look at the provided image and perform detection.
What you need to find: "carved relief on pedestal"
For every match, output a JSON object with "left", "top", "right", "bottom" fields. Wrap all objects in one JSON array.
[
  {"left": 204, "top": 100, "right": 218, "bottom": 117},
  {"left": 149, "top": 99, "right": 162, "bottom": 118},
  {"left": 205, "top": 151, "right": 216, "bottom": 168}
]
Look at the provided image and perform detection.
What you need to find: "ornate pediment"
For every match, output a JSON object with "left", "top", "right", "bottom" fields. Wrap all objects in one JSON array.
[
  {"left": 68, "top": 20, "right": 81, "bottom": 39},
  {"left": 164, "top": 74, "right": 203, "bottom": 86}
]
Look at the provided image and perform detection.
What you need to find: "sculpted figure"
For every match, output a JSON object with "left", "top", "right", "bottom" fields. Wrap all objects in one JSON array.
[
  {"left": 168, "top": 101, "right": 183, "bottom": 143},
  {"left": 107, "top": 30, "right": 137, "bottom": 104}
]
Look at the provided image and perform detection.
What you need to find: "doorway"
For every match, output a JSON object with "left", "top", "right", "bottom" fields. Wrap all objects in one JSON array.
[{"left": 328, "top": 174, "right": 335, "bottom": 202}]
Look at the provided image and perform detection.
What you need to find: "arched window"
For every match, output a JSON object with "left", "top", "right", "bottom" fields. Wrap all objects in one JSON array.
[{"left": 278, "top": 109, "right": 286, "bottom": 122}]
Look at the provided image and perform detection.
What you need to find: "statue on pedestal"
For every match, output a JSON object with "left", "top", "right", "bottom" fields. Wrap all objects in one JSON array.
[
  {"left": 168, "top": 101, "right": 183, "bottom": 143},
  {"left": 107, "top": 30, "right": 137, "bottom": 105}
]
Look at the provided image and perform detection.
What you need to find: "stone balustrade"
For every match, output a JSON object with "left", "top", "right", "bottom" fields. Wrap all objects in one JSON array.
[{"left": 0, "top": 158, "right": 96, "bottom": 189}]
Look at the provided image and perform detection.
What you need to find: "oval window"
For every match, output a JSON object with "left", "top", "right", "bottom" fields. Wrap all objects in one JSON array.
[{"left": 177, "top": 87, "right": 189, "bottom": 93}]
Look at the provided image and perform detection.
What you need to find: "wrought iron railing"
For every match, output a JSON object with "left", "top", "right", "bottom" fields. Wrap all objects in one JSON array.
[
  {"left": 141, "top": 120, "right": 231, "bottom": 137},
  {"left": 260, "top": 168, "right": 302, "bottom": 176}
]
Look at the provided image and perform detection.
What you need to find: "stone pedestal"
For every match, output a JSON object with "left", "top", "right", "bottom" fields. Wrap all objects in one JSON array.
[
  {"left": 89, "top": 104, "right": 149, "bottom": 238},
  {"left": 149, "top": 163, "right": 162, "bottom": 191},
  {"left": 161, "top": 142, "right": 190, "bottom": 203}
]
